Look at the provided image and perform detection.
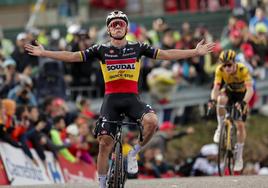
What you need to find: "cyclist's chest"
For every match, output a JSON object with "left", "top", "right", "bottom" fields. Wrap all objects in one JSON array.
[
  {"left": 222, "top": 72, "right": 245, "bottom": 83},
  {"left": 99, "top": 47, "right": 141, "bottom": 82}
]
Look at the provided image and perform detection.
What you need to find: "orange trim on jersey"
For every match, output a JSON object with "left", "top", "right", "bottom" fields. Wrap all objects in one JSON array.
[{"left": 105, "top": 79, "right": 138, "bottom": 94}]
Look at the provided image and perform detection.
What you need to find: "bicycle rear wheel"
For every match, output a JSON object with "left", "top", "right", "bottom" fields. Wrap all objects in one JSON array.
[{"left": 114, "top": 141, "right": 124, "bottom": 188}]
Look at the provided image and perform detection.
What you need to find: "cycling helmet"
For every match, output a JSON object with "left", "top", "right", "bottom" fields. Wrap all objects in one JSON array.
[
  {"left": 219, "top": 50, "right": 236, "bottom": 63},
  {"left": 106, "top": 10, "right": 129, "bottom": 27}
]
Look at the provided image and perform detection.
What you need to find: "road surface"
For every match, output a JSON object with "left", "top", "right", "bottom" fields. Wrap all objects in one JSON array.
[{"left": 2, "top": 175, "right": 268, "bottom": 188}]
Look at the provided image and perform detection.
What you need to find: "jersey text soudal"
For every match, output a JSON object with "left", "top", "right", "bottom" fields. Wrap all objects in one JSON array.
[{"left": 80, "top": 42, "right": 159, "bottom": 94}]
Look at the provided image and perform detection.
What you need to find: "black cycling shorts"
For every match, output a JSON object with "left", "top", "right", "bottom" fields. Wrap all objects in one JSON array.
[
  {"left": 95, "top": 93, "right": 155, "bottom": 139},
  {"left": 225, "top": 89, "right": 247, "bottom": 122}
]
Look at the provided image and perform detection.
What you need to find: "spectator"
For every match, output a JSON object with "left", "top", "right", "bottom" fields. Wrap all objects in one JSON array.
[
  {"left": 148, "top": 17, "right": 168, "bottom": 48},
  {"left": 7, "top": 75, "right": 37, "bottom": 106},
  {"left": 12, "top": 105, "right": 39, "bottom": 165},
  {"left": 66, "top": 123, "right": 94, "bottom": 164},
  {"left": 152, "top": 148, "right": 175, "bottom": 178},
  {"left": 145, "top": 121, "right": 194, "bottom": 154},
  {"left": 191, "top": 143, "right": 218, "bottom": 176},
  {"left": 0, "top": 27, "right": 14, "bottom": 58},
  {"left": 0, "top": 99, "right": 21, "bottom": 148},
  {"left": 0, "top": 58, "right": 20, "bottom": 98},
  {"left": 11, "top": 32, "right": 38, "bottom": 73},
  {"left": 147, "top": 64, "right": 177, "bottom": 104},
  {"left": 50, "top": 115, "right": 78, "bottom": 163},
  {"left": 248, "top": 22, "right": 268, "bottom": 66},
  {"left": 249, "top": 7, "right": 268, "bottom": 34}
]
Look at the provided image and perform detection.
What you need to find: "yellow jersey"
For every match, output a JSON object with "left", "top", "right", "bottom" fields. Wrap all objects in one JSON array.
[{"left": 214, "top": 63, "right": 252, "bottom": 92}]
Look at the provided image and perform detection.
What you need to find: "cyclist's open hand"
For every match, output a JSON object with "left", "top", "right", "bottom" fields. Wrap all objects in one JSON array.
[
  {"left": 195, "top": 39, "right": 215, "bottom": 56},
  {"left": 25, "top": 40, "right": 45, "bottom": 56}
]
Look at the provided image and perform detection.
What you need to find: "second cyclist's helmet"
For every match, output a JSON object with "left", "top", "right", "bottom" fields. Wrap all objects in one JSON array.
[
  {"left": 219, "top": 50, "right": 236, "bottom": 63},
  {"left": 106, "top": 10, "right": 129, "bottom": 26}
]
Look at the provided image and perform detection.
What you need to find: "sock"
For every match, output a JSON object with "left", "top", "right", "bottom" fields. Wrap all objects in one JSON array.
[
  {"left": 98, "top": 174, "right": 107, "bottom": 188},
  {"left": 217, "top": 115, "right": 224, "bottom": 129},
  {"left": 130, "top": 144, "right": 141, "bottom": 156},
  {"left": 236, "top": 143, "right": 244, "bottom": 160}
]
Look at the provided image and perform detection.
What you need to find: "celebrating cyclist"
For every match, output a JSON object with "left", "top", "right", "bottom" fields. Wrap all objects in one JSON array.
[
  {"left": 208, "top": 49, "right": 254, "bottom": 172},
  {"left": 25, "top": 10, "right": 215, "bottom": 188}
]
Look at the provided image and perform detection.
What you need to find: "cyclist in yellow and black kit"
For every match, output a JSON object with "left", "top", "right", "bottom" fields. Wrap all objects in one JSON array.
[
  {"left": 25, "top": 10, "right": 215, "bottom": 188},
  {"left": 208, "top": 49, "right": 254, "bottom": 172}
]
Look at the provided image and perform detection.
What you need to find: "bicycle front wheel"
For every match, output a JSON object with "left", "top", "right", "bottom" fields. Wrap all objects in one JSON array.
[{"left": 218, "top": 124, "right": 229, "bottom": 176}]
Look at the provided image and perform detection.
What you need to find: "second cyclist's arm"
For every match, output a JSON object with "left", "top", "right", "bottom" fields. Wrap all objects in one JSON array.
[
  {"left": 211, "top": 84, "right": 221, "bottom": 101},
  {"left": 156, "top": 49, "right": 198, "bottom": 60},
  {"left": 41, "top": 50, "right": 82, "bottom": 62},
  {"left": 243, "top": 82, "right": 254, "bottom": 103}
]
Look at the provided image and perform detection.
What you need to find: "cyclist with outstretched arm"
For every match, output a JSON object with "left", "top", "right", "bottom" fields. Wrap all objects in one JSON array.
[
  {"left": 25, "top": 10, "right": 215, "bottom": 188},
  {"left": 208, "top": 50, "right": 254, "bottom": 172}
]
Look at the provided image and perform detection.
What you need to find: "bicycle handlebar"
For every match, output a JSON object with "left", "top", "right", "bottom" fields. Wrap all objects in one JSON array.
[
  {"left": 102, "top": 119, "right": 141, "bottom": 126},
  {"left": 101, "top": 119, "right": 144, "bottom": 142}
]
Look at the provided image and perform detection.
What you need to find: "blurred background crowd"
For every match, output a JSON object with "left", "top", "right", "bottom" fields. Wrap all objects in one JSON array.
[{"left": 1, "top": 0, "right": 268, "bottom": 179}]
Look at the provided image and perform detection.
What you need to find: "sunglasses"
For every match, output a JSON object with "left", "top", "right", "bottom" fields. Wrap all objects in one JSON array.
[
  {"left": 109, "top": 20, "right": 126, "bottom": 28},
  {"left": 223, "top": 64, "right": 233, "bottom": 68}
]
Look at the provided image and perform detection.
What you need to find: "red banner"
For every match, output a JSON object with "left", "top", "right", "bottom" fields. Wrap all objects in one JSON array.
[
  {"left": 0, "top": 158, "right": 9, "bottom": 185},
  {"left": 58, "top": 156, "right": 97, "bottom": 183}
]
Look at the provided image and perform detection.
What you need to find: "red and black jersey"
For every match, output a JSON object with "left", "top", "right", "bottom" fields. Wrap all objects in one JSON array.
[{"left": 80, "top": 41, "right": 159, "bottom": 94}]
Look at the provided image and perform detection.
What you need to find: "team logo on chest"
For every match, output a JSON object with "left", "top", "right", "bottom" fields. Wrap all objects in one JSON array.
[
  {"left": 107, "top": 64, "right": 135, "bottom": 71},
  {"left": 106, "top": 58, "right": 136, "bottom": 71}
]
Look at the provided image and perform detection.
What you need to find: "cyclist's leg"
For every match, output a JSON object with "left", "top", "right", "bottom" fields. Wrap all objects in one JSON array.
[
  {"left": 125, "top": 95, "right": 158, "bottom": 173},
  {"left": 214, "top": 91, "right": 228, "bottom": 143},
  {"left": 96, "top": 95, "right": 121, "bottom": 188},
  {"left": 140, "top": 112, "right": 158, "bottom": 147},
  {"left": 233, "top": 92, "right": 247, "bottom": 171},
  {"left": 126, "top": 96, "right": 158, "bottom": 149},
  {"left": 97, "top": 135, "right": 114, "bottom": 188}
]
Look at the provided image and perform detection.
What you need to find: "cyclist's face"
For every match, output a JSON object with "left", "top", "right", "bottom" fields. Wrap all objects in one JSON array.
[
  {"left": 222, "top": 62, "right": 235, "bottom": 73},
  {"left": 108, "top": 19, "right": 127, "bottom": 38}
]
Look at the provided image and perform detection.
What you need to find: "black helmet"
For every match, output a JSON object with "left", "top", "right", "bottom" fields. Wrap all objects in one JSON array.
[
  {"left": 106, "top": 10, "right": 129, "bottom": 27},
  {"left": 219, "top": 50, "right": 236, "bottom": 63}
]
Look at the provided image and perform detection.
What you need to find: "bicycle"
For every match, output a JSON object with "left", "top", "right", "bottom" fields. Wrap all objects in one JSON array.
[
  {"left": 217, "top": 104, "right": 243, "bottom": 176},
  {"left": 95, "top": 116, "right": 143, "bottom": 188},
  {"left": 207, "top": 104, "right": 242, "bottom": 176}
]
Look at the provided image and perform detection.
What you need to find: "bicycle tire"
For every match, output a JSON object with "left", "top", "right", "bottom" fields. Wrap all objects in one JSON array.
[
  {"left": 114, "top": 141, "right": 123, "bottom": 188},
  {"left": 227, "top": 123, "right": 237, "bottom": 175},
  {"left": 107, "top": 159, "right": 115, "bottom": 188},
  {"left": 218, "top": 124, "right": 228, "bottom": 176}
]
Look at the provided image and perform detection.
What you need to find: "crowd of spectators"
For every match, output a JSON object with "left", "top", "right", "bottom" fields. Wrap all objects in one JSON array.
[{"left": 0, "top": 2, "right": 268, "bottom": 179}]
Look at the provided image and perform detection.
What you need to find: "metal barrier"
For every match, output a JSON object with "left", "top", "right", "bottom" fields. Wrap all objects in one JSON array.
[
  {"left": 88, "top": 79, "right": 268, "bottom": 113},
  {"left": 66, "top": 86, "right": 102, "bottom": 100}
]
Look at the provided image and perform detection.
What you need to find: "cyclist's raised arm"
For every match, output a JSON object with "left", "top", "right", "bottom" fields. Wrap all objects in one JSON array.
[
  {"left": 25, "top": 41, "right": 82, "bottom": 62},
  {"left": 156, "top": 39, "right": 215, "bottom": 60}
]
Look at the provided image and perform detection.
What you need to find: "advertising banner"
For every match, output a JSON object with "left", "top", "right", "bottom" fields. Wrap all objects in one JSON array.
[
  {"left": 0, "top": 142, "right": 65, "bottom": 185},
  {"left": 0, "top": 158, "right": 9, "bottom": 185},
  {"left": 58, "top": 155, "right": 97, "bottom": 183},
  {"left": 44, "top": 151, "right": 65, "bottom": 184}
]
